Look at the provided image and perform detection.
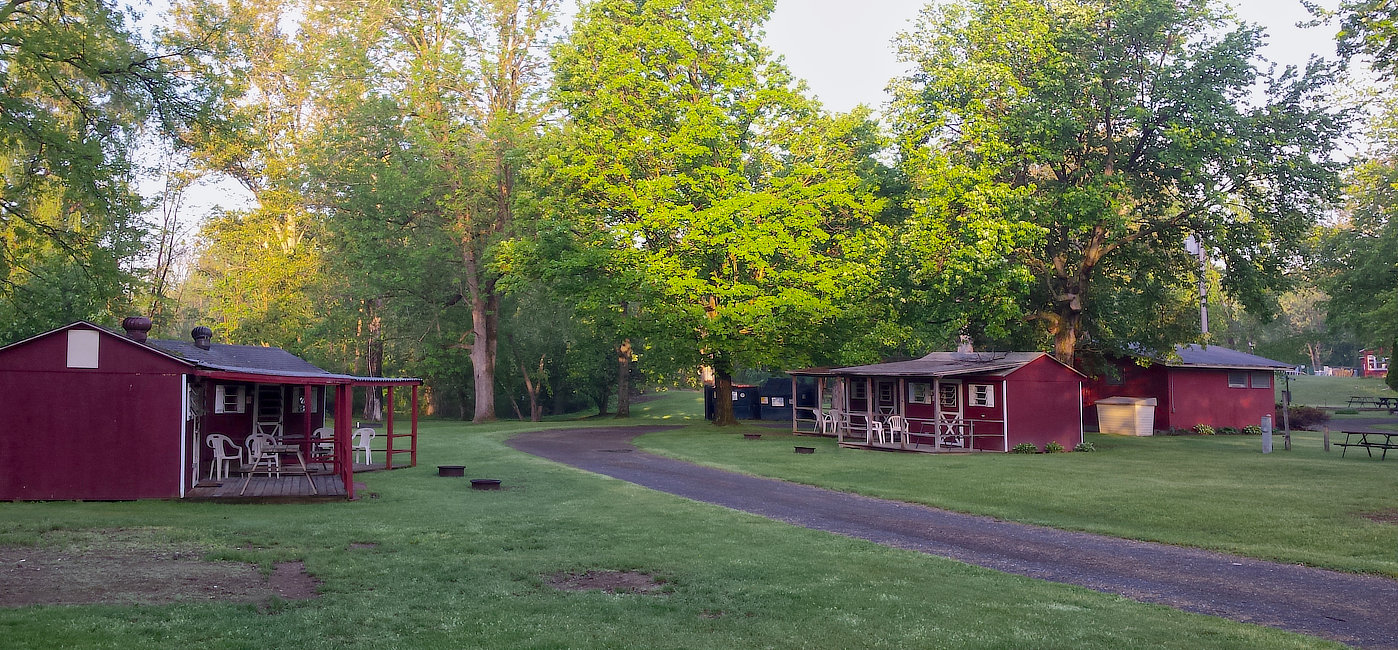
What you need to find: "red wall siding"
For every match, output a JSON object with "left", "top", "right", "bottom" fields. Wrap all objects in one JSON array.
[
  {"left": 1082, "top": 361, "right": 1170, "bottom": 429},
  {"left": 0, "top": 327, "right": 191, "bottom": 499},
  {"left": 1, "top": 370, "right": 184, "bottom": 500},
  {"left": 1002, "top": 357, "right": 1083, "bottom": 450},
  {"left": 1167, "top": 368, "right": 1276, "bottom": 430}
]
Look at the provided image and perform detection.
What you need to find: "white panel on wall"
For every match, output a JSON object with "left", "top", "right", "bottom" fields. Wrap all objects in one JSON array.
[{"left": 66, "top": 330, "right": 100, "bottom": 368}]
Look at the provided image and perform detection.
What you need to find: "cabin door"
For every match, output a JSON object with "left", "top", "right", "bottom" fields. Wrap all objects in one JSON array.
[
  {"left": 253, "top": 384, "right": 285, "bottom": 438},
  {"left": 934, "top": 379, "right": 964, "bottom": 445},
  {"left": 875, "top": 380, "right": 896, "bottom": 415}
]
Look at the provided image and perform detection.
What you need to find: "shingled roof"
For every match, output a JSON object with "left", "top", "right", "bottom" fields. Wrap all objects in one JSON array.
[
  {"left": 795, "top": 351, "right": 1083, "bottom": 378},
  {"left": 1155, "top": 345, "right": 1292, "bottom": 371},
  {"left": 147, "top": 339, "right": 344, "bottom": 379}
]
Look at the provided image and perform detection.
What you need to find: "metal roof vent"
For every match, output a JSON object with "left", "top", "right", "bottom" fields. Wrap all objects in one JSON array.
[
  {"left": 191, "top": 326, "right": 214, "bottom": 350},
  {"left": 121, "top": 316, "right": 152, "bottom": 342}
]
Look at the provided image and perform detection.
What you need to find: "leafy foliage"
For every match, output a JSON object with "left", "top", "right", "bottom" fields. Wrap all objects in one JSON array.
[
  {"left": 0, "top": 0, "right": 206, "bottom": 341},
  {"left": 891, "top": 0, "right": 1348, "bottom": 362}
]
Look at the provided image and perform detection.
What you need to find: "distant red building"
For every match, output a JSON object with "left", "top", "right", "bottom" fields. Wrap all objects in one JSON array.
[
  {"left": 0, "top": 320, "right": 419, "bottom": 501},
  {"left": 1359, "top": 349, "right": 1389, "bottom": 379},
  {"left": 1083, "top": 345, "right": 1291, "bottom": 432}
]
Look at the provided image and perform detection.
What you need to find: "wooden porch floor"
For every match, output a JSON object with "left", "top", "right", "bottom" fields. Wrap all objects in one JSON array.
[
  {"left": 187, "top": 474, "right": 347, "bottom": 499},
  {"left": 186, "top": 462, "right": 395, "bottom": 500}
]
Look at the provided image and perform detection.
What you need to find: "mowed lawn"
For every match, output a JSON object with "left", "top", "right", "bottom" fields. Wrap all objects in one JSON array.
[
  {"left": 0, "top": 397, "right": 1338, "bottom": 649},
  {"left": 637, "top": 397, "right": 1398, "bottom": 578},
  {"left": 1287, "top": 374, "right": 1393, "bottom": 408}
]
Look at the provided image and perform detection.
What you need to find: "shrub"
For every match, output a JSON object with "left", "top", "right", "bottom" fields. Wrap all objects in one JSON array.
[
  {"left": 1334, "top": 408, "right": 1360, "bottom": 415},
  {"left": 1217, "top": 426, "right": 1240, "bottom": 435},
  {"left": 1242, "top": 425, "right": 1263, "bottom": 436},
  {"left": 1044, "top": 441, "right": 1066, "bottom": 453},
  {"left": 1010, "top": 443, "right": 1039, "bottom": 454},
  {"left": 1159, "top": 427, "right": 1194, "bottom": 436},
  {"left": 1279, "top": 405, "right": 1330, "bottom": 430},
  {"left": 1073, "top": 441, "right": 1095, "bottom": 452},
  {"left": 1193, "top": 423, "right": 1216, "bottom": 436}
]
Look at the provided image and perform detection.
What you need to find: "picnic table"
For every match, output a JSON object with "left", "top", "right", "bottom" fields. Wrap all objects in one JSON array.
[
  {"left": 1345, "top": 396, "right": 1398, "bottom": 412},
  {"left": 1335, "top": 431, "right": 1398, "bottom": 460}
]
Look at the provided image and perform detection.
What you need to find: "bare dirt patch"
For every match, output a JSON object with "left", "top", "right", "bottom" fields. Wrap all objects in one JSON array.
[
  {"left": 1359, "top": 508, "right": 1398, "bottom": 524},
  {"left": 0, "top": 530, "right": 320, "bottom": 607},
  {"left": 548, "top": 570, "right": 666, "bottom": 595}
]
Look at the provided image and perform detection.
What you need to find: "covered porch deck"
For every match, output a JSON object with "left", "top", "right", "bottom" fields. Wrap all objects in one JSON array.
[{"left": 790, "top": 367, "right": 1009, "bottom": 454}]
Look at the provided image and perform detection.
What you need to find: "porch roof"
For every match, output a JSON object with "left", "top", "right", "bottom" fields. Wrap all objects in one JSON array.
[
  {"left": 796, "top": 351, "right": 1079, "bottom": 378},
  {"left": 147, "top": 338, "right": 421, "bottom": 386}
]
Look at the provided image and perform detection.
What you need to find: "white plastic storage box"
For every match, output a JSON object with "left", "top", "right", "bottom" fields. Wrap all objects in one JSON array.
[{"left": 1095, "top": 397, "right": 1158, "bottom": 436}]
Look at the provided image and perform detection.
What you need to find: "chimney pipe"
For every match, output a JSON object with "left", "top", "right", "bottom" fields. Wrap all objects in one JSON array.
[
  {"left": 957, "top": 334, "right": 974, "bottom": 354},
  {"left": 121, "top": 316, "right": 152, "bottom": 343},
  {"left": 191, "top": 326, "right": 213, "bottom": 350}
]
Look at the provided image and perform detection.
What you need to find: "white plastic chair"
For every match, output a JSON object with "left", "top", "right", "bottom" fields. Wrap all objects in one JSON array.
[
  {"left": 887, "top": 416, "right": 908, "bottom": 445},
  {"left": 354, "top": 427, "right": 376, "bottom": 465},
  {"left": 870, "top": 419, "right": 887, "bottom": 445},
  {"left": 245, "top": 433, "right": 281, "bottom": 476},
  {"left": 310, "top": 426, "right": 335, "bottom": 469},
  {"left": 206, "top": 434, "right": 240, "bottom": 480}
]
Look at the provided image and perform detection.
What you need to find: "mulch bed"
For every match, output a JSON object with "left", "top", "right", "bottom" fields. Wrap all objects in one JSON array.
[{"left": 548, "top": 570, "right": 666, "bottom": 595}]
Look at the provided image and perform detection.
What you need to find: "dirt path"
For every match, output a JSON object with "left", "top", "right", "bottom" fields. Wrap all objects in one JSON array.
[{"left": 509, "top": 426, "right": 1398, "bottom": 649}]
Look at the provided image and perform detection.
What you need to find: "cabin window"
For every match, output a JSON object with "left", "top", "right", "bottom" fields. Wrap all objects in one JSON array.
[
  {"left": 1368, "top": 355, "right": 1389, "bottom": 371},
  {"left": 877, "top": 382, "right": 894, "bottom": 404},
  {"left": 851, "top": 381, "right": 867, "bottom": 400},
  {"left": 1227, "top": 372, "right": 1247, "bottom": 388},
  {"left": 1250, "top": 372, "right": 1272, "bottom": 389},
  {"left": 214, "top": 385, "right": 247, "bottom": 414},
  {"left": 292, "top": 387, "right": 320, "bottom": 413},
  {"left": 771, "top": 397, "right": 785, "bottom": 407},
  {"left": 908, "top": 382, "right": 932, "bottom": 404},
  {"left": 969, "top": 384, "right": 995, "bottom": 408},
  {"left": 65, "top": 330, "right": 100, "bottom": 368},
  {"left": 938, "top": 383, "right": 959, "bottom": 408}
]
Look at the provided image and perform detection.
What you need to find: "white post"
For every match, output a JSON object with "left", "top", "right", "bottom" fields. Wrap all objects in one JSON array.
[{"left": 1261, "top": 414, "right": 1273, "bottom": 454}]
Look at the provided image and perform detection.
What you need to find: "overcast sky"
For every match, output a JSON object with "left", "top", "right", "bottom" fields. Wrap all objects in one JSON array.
[{"left": 765, "top": 0, "right": 1344, "bottom": 113}]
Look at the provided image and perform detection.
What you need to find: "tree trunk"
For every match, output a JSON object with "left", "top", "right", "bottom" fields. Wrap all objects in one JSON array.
[
  {"left": 615, "top": 339, "right": 632, "bottom": 418},
  {"left": 464, "top": 246, "right": 499, "bottom": 423},
  {"left": 363, "top": 299, "right": 384, "bottom": 422},
  {"left": 521, "top": 354, "right": 545, "bottom": 422},
  {"left": 713, "top": 372, "right": 738, "bottom": 426}
]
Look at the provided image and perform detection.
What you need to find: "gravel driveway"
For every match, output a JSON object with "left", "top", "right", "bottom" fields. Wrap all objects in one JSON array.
[{"left": 509, "top": 425, "right": 1398, "bottom": 649}]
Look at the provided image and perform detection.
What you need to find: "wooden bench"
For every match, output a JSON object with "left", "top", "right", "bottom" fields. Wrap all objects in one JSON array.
[{"left": 1336, "top": 431, "right": 1398, "bottom": 460}]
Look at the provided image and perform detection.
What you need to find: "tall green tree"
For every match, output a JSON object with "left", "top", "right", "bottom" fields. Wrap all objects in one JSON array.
[
  {"left": 1322, "top": 100, "right": 1398, "bottom": 388},
  {"left": 552, "top": 0, "right": 889, "bottom": 425},
  {"left": 1, "top": 0, "right": 204, "bottom": 340},
  {"left": 892, "top": 0, "right": 1348, "bottom": 364},
  {"left": 165, "top": 0, "right": 329, "bottom": 351}
]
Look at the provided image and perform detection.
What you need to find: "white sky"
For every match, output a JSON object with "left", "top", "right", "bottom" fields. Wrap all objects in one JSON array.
[{"left": 765, "top": 0, "right": 1344, "bottom": 113}]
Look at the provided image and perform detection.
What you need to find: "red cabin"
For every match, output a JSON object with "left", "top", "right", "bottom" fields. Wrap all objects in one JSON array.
[
  {"left": 791, "top": 352, "right": 1084, "bottom": 453},
  {"left": 0, "top": 321, "right": 420, "bottom": 501},
  {"left": 1082, "top": 345, "right": 1290, "bottom": 432},
  {"left": 1359, "top": 349, "right": 1389, "bottom": 379}
]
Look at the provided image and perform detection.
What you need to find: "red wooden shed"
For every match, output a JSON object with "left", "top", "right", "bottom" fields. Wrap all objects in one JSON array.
[
  {"left": 1082, "top": 345, "right": 1290, "bottom": 432},
  {"left": 790, "top": 352, "right": 1084, "bottom": 453},
  {"left": 0, "top": 320, "right": 420, "bottom": 501},
  {"left": 1359, "top": 348, "right": 1389, "bottom": 379}
]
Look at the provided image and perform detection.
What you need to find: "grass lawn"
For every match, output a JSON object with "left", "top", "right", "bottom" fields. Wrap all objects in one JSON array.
[
  {"left": 636, "top": 407, "right": 1398, "bottom": 578},
  {"left": 0, "top": 392, "right": 1337, "bottom": 649},
  {"left": 1286, "top": 374, "right": 1395, "bottom": 408}
]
